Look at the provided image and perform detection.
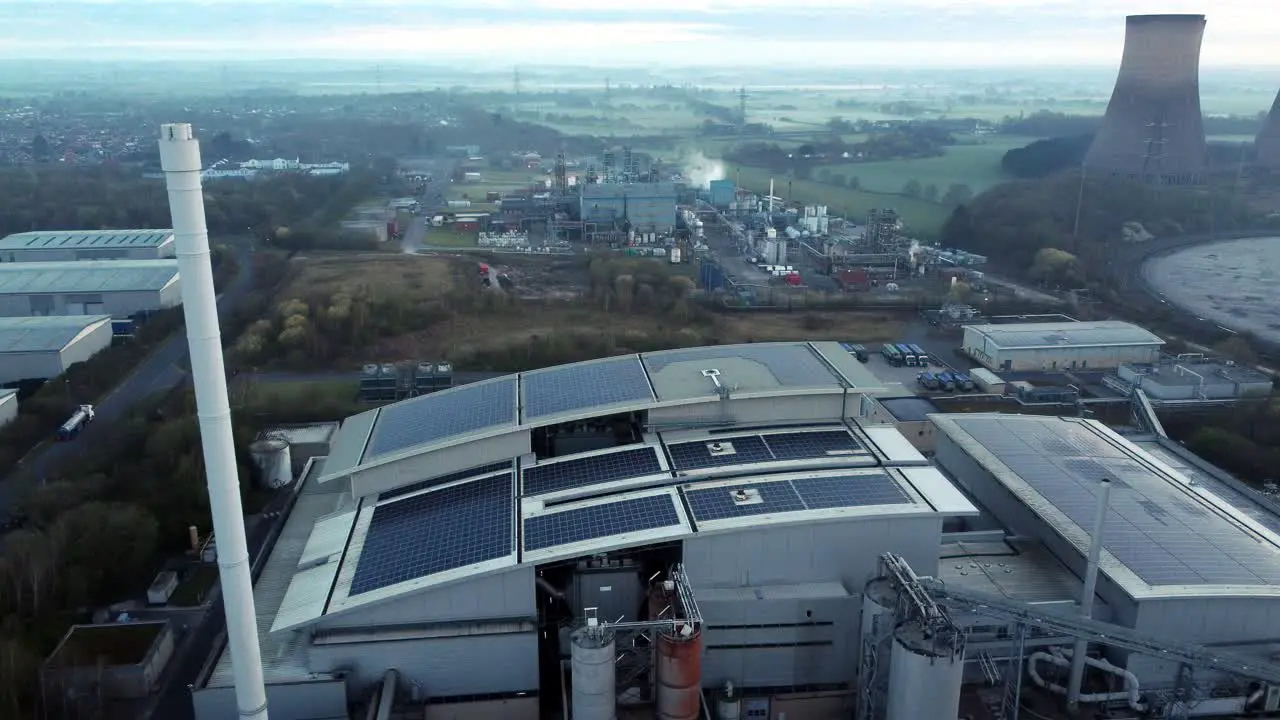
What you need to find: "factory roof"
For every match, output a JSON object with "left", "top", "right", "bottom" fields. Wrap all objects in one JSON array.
[
  {"left": 0, "top": 315, "right": 111, "bottom": 353},
  {"left": 581, "top": 182, "right": 678, "bottom": 199},
  {"left": 876, "top": 396, "right": 941, "bottom": 423},
  {"left": 939, "top": 538, "right": 1089, "bottom": 610},
  {"left": 0, "top": 229, "right": 173, "bottom": 250},
  {"left": 965, "top": 320, "right": 1164, "bottom": 350},
  {"left": 320, "top": 342, "right": 885, "bottom": 482},
  {"left": 0, "top": 260, "right": 180, "bottom": 294},
  {"left": 1123, "top": 361, "right": 1272, "bottom": 386},
  {"left": 934, "top": 414, "right": 1280, "bottom": 600}
]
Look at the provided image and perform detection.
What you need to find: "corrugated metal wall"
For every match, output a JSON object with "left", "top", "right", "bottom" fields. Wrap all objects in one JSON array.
[
  {"left": 1128, "top": 597, "right": 1280, "bottom": 683},
  {"left": 308, "top": 630, "right": 539, "bottom": 697},
  {"left": 192, "top": 679, "right": 348, "bottom": 720}
]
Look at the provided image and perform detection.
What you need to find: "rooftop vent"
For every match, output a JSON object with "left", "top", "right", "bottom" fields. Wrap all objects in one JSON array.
[
  {"left": 730, "top": 488, "right": 763, "bottom": 506},
  {"left": 707, "top": 441, "right": 737, "bottom": 457}
]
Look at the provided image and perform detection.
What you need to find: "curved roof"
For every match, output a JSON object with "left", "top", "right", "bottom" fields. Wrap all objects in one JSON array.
[{"left": 320, "top": 341, "right": 883, "bottom": 483}]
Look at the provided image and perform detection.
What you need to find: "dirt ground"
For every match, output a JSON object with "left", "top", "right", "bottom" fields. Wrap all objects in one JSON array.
[{"left": 282, "top": 253, "right": 460, "bottom": 304}]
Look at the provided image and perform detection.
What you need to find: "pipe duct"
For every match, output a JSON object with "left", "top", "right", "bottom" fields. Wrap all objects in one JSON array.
[{"left": 1028, "top": 647, "right": 1146, "bottom": 712}]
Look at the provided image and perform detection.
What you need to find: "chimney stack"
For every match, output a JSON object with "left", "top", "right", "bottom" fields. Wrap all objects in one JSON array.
[
  {"left": 159, "top": 123, "right": 268, "bottom": 720},
  {"left": 1085, "top": 15, "right": 1209, "bottom": 185}
]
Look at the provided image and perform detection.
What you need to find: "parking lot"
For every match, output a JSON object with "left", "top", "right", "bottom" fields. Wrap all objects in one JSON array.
[{"left": 857, "top": 342, "right": 991, "bottom": 399}]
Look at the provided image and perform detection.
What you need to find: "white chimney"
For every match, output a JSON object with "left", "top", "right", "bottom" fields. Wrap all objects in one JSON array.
[{"left": 158, "top": 123, "right": 269, "bottom": 720}]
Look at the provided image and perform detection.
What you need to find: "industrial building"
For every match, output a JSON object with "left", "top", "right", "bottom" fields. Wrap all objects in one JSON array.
[
  {"left": 0, "top": 314, "right": 113, "bottom": 384},
  {"left": 1113, "top": 358, "right": 1273, "bottom": 402},
  {"left": 42, "top": 621, "right": 177, "bottom": 703},
  {"left": 862, "top": 396, "right": 941, "bottom": 452},
  {"left": 962, "top": 320, "right": 1164, "bottom": 372},
  {"left": 0, "top": 229, "right": 175, "bottom": 262},
  {"left": 0, "top": 260, "right": 181, "bottom": 318},
  {"left": 1256, "top": 89, "right": 1280, "bottom": 170},
  {"left": 1084, "top": 14, "right": 1209, "bottom": 184},
  {"left": 580, "top": 182, "right": 678, "bottom": 235},
  {"left": 188, "top": 341, "right": 1280, "bottom": 720}
]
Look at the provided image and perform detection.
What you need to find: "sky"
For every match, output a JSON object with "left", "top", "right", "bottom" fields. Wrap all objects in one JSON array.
[{"left": 0, "top": 0, "right": 1276, "bottom": 68}]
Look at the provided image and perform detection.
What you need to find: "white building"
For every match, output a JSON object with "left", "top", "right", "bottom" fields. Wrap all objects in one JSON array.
[
  {"left": 0, "top": 229, "right": 175, "bottom": 262},
  {"left": 0, "top": 389, "right": 16, "bottom": 429},
  {"left": 239, "top": 158, "right": 350, "bottom": 176},
  {"left": 0, "top": 260, "right": 181, "bottom": 319},
  {"left": 962, "top": 320, "right": 1163, "bottom": 372},
  {"left": 0, "top": 315, "right": 113, "bottom": 384}
]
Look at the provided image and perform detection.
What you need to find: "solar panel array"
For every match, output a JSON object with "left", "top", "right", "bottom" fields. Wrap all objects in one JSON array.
[
  {"left": 667, "top": 434, "right": 774, "bottom": 470},
  {"left": 954, "top": 416, "right": 1280, "bottom": 587},
  {"left": 642, "top": 344, "right": 839, "bottom": 388},
  {"left": 522, "top": 447, "right": 664, "bottom": 497},
  {"left": 364, "top": 377, "right": 518, "bottom": 460},
  {"left": 523, "top": 356, "right": 655, "bottom": 420},
  {"left": 683, "top": 471, "right": 909, "bottom": 523},
  {"left": 380, "top": 461, "right": 512, "bottom": 501},
  {"left": 762, "top": 430, "right": 864, "bottom": 460},
  {"left": 523, "top": 494, "right": 681, "bottom": 551},
  {"left": 350, "top": 474, "right": 513, "bottom": 595}
]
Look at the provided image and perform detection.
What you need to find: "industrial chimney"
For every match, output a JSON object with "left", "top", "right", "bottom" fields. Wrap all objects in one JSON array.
[
  {"left": 158, "top": 124, "right": 269, "bottom": 720},
  {"left": 1255, "top": 90, "right": 1280, "bottom": 170},
  {"left": 1084, "top": 14, "right": 1209, "bottom": 185}
]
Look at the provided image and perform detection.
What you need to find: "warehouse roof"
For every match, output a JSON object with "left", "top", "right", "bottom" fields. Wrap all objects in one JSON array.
[
  {"left": 581, "top": 182, "right": 678, "bottom": 199},
  {"left": 0, "top": 315, "right": 111, "bottom": 353},
  {"left": 0, "top": 229, "right": 173, "bottom": 250},
  {"left": 965, "top": 320, "right": 1164, "bottom": 350},
  {"left": 934, "top": 414, "right": 1280, "bottom": 600},
  {"left": 0, "top": 260, "right": 179, "bottom": 294},
  {"left": 321, "top": 342, "right": 885, "bottom": 482}
]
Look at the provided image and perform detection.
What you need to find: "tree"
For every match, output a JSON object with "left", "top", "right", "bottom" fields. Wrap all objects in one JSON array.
[
  {"left": 1028, "top": 247, "right": 1081, "bottom": 287},
  {"left": 52, "top": 502, "right": 159, "bottom": 606},
  {"left": 30, "top": 133, "right": 49, "bottom": 162},
  {"left": 847, "top": 175, "right": 861, "bottom": 190},
  {"left": 1214, "top": 336, "right": 1260, "bottom": 365},
  {"left": 923, "top": 183, "right": 939, "bottom": 202},
  {"left": 902, "top": 179, "right": 922, "bottom": 198},
  {"left": 948, "top": 281, "right": 972, "bottom": 303},
  {"left": 941, "top": 183, "right": 974, "bottom": 207}
]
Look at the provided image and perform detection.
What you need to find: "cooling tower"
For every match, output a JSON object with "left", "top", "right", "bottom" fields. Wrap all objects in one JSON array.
[
  {"left": 1084, "top": 14, "right": 1208, "bottom": 185},
  {"left": 1255, "top": 90, "right": 1280, "bottom": 169}
]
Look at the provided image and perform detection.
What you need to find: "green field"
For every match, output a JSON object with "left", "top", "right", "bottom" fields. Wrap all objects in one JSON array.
[
  {"left": 818, "top": 135, "right": 1040, "bottom": 195},
  {"left": 426, "top": 226, "right": 479, "bottom": 247},
  {"left": 446, "top": 169, "right": 546, "bottom": 204}
]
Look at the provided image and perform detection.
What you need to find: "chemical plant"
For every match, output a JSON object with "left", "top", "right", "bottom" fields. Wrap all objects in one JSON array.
[
  {"left": 184, "top": 339, "right": 1280, "bottom": 720},
  {"left": 1085, "top": 14, "right": 1210, "bottom": 185}
]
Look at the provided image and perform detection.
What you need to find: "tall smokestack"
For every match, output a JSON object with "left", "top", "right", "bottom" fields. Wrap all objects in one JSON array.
[
  {"left": 158, "top": 124, "right": 269, "bottom": 720},
  {"left": 1255, "top": 90, "right": 1280, "bottom": 170},
  {"left": 1084, "top": 14, "right": 1208, "bottom": 185}
]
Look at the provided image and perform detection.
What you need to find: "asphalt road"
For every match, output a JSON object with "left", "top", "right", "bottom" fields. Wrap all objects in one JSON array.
[{"left": 5, "top": 242, "right": 256, "bottom": 517}]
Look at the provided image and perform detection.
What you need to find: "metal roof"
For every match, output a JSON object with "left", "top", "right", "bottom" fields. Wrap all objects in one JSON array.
[
  {"left": 0, "top": 260, "right": 179, "bottom": 294},
  {"left": 934, "top": 414, "right": 1280, "bottom": 600},
  {"left": 876, "top": 396, "right": 941, "bottom": 423},
  {"left": 581, "top": 182, "right": 678, "bottom": 199},
  {"left": 0, "top": 229, "right": 173, "bottom": 250},
  {"left": 0, "top": 315, "right": 111, "bottom": 353},
  {"left": 319, "top": 342, "right": 882, "bottom": 483},
  {"left": 965, "top": 320, "right": 1164, "bottom": 350}
]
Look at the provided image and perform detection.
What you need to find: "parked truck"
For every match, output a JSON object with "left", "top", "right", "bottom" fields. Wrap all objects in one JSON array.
[{"left": 56, "top": 404, "right": 95, "bottom": 441}]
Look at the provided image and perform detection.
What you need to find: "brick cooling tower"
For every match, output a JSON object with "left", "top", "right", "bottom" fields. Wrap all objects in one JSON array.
[
  {"left": 1255, "top": 90, "right": 1280, "bottom": 169},
  {"left": 1085, "top": 14, "right": 1208, "bottom": 185}
]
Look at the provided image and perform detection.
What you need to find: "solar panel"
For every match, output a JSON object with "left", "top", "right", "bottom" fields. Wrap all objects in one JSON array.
[
  {"left": 953, "top": 416, "right": 1280, "bottom": 587},
  {"left": 667, "top": 435, "right": 773, "bottom": 470},
  {"left": 523, "top": 356, "right": 654, "bottom": 420},
  {"left": 365, "top": 377, "right": 517, "bottom": 460},
  {"left": 350, "top": 474, "right": 513, "bottom": 595},
  {"left": 683, "top": 480, "right": 805, "bottom": 522},
  {"left": 380, "top": 461, "right": 512, "bottom": 501},
  {"left": 762, "top": 430, "right": 864, "bottom": 460},
  {"left": 643, "top": 344, "right": 839, "bottom": 388},
  {"left": 524, "top": 494, "right": 680, "bottom": 551},
  {"left": 791, "top": 473, "right": 909, "bottom": 509},
  {"left": 522, "top": 447, "right": 664, "bottom": 497}
]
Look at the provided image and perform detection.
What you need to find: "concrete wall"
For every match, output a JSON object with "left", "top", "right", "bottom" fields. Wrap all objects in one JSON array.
[
  {"left": 0, "top": 285, "right": 180, "bottom": 319},
  {"left": 318, "top": 567, "right": 534, "bottom": 630},
  {"left": 424, "top": 696, "right": 540, "bottom": 719},
  {"left": 1127, "top": 596, "right": 1280, "bottom": 682},
  {"left": 963, "top": 338, "right": 1161, "bottom": 372},
  {"left": 192, "top": 679, "right": 348, "bottom": 720},
  {"left": 43, "top": 623, "right": 176, "bottom": 700},
  {"left": 307, "top": 630, "right": 539, "bottom": 698}
]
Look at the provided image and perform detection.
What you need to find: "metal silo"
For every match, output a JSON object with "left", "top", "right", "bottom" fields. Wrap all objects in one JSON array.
[
  {"left": 656, "top": 623, "right": 702, "bottom": 720},
  {"left": 884, "top": 619, "right": 966, "bottom": 720},
  {"left": 571, "top": 623, "right": 616, "bottom": 720}
]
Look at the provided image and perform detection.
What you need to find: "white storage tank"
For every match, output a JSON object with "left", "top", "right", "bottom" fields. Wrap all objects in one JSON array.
[
  {"left": 571, "top": 625, "right": 616, "bottom": 720},
  {"left": 249, "top": 438, "right": 292, "bottom": 489},
  {"left": 885, "top": 619, "right": 965, "bottom": 720}
]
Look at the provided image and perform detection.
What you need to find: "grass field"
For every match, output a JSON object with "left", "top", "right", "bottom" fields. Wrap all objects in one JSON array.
[
  {"left": 724, "top": 163, "right": 952, "bottom": 237},
  {"left": 426, "top": 226, "right": 479, "bottom": 247},
  {"left": 284, "top": 254, "right": 460, "bottom": 303},
  {"left": 819, "top": 135, "right": 1040, "bottom": 195},
  {"left": 447, "top": 169, "right": 546, "bottom": 204}
]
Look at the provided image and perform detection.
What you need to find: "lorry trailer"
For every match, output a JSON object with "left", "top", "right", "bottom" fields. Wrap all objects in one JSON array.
[{"left": 56, "top": 404, "right": 95, "bottom": 441}]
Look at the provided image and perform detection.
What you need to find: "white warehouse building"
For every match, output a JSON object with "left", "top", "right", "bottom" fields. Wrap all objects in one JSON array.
[
  {"left": 0, "top": 260, "right": 181, "bottom": 319},
  {"left": 0, "top": 229, "right": 175, "bottom": 262},
  {"left": 0, "top": 315, "right": 114, "bottom": 384},
  {"left": 962, "top": 320, "right": 1164, "bottom": 372}
]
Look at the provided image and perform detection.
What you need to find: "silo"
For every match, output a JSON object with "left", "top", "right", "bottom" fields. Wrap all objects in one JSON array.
[
  {"left": 249, "top": 438, "right": 292, "bottom": 489},
  {"left": 884, "top": 619, "right": 965, "bottom": 720},
  {"left": 861, "top": 576, "right": 899, "bottom": 646},
  {"left": 571, "top": 625, "right": 616, "bottom": 720},
  {"left": 656, "top": 624, "right": 702, "bottom": 720}
]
